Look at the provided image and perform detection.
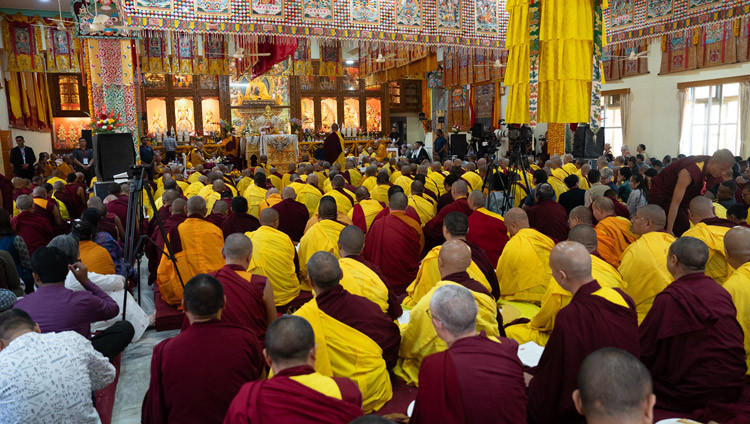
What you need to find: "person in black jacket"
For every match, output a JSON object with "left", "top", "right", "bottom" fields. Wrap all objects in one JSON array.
[
  {"left": 410, "top": 141, "right": 430, "bottom": 164},
  {"left": 10, "top": 136, "right": 35, "bottom": 179},
  {"left": 558, "top": 174, "right": 586, "bottom": 214}
]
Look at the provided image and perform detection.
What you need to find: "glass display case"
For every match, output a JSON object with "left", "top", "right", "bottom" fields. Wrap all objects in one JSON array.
[
  {"left": 201, "top": 98, "right": 221, "bottom": 135},
  {"left": 320, "top": 98, "right": 338, "bottom": 132},
  {"left": 146, "top": 97, "right": 168, "bottom": 136},
  {"left": 301, "top": 98, "right": 315, "bottom": 131},
  {"left": 174, "top": 98, "right": 195, "bottom": 133},
  {"left": 344, "top": 98, "right": 360, "bottom": 130},
  {"left": 366, "top": 98, "right": 382, "bottom": 133}
]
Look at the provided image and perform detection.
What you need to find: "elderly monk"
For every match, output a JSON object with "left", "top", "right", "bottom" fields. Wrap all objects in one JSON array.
[
  {"left": 298, "top": 197, "right": 346, "bottom": 291},
  {"left": 404, "top": 212, "right": 497, "bottom": 308},
  {"left": 11, "top": 195, "right": 53, "bottom": 257},
  {"left": 226, "top": 315, "right": 364, "bottom": 423},
  {"left": 156, "top": 196, "right": 225, "bottom": 305},
  {"left": 683, "top": 196, "right": 735, "bottom": 283},
  {"left": 495, "top": 208, "right": 555, "bottom": 320},
  {"left": 506, "top": 225, "right": 626, "bottom": 346},
  {"left": 348, "top": 187, "right": 384, "bottom": 233},
  {"left": 618, "top": 205, "right": 675, "bottom": 323},
  {"left": 424, "top": 180, "right": 472, "bottom": 244},
  {"left": 412, "top": 284, "right": 527, "bottom": 424},
  {"left": 649, "top": 149, "right": 735, "bottom": 236},
  {"left": 206, "top": 199, "right": 229, "bottom": 228},
  {"left": 242, "top": 173, "right": 268, "bottom": 219},
  {"left": 723, "top": 226, "right": 750, "bottom": 376},
  {"left": 31, "top": 186, "right": 61, "bottom": 226},
  {"left": 142, "top": 275, "right": 263, "bottom": 424},
  {"left": 573, "top": 348, "right": 655, "bottom": 424},
  {"left": 526, "top": 183, "right": 569, "bottom": 242},
  {"left": 337, "top": 226, "right": 401, "bottom": 320},
  {"left": 569, "top": 206, "right": 620, "bottom": 268},
  {"left": 363, "top": 192, "right": 424, "bottom": 295},
  {"left": 408, "top": 180, "right": 437, "bottom": 226},
  {"left": 295, "top": 252, "right": 399, "bottom": 412},
  {"left": 528, "top": 242, "right": 639, "bottom": 424},
  {"left": 221, "top": 196, "right": 260, "bottom": 239},
  {"left": 640, "top": 237, "right": 746, "bottom": 412},
  {"left": 270, "top": 187, "right": 309, "bottom": 243},
  {"left": 328, "top": 175, "right": 356, "bottom": 215},
  {"left": 466, "top": 190, "right": 509, "bottom": 265},
  {"left": 105, "top": 183, "right": 129, "bottom": 225},
  {"left": 395, "top": 241, "right": 500, "bottom": 386},
  {"left": 593, "top": 197, "right": 637, "bottom": 265},
  {"left": 296, "top": 173, "right": 324, "bottom": 217}
]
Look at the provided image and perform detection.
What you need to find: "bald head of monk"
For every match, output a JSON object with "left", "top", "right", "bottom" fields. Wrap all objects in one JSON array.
[
  {"left": 724, "top": 226, "right": 750, "bottom": 270},
  {"left": 429, "top": 284, "right": 478, "bottom": 346},
  {"left": 687, "top": 195, "right": 716, "bottom": 224},
  {"left": 171, "top": 198, "right": 187, "bottom": 216},
  {"left": 281, "top": 187, "right": 296, "bottom": 200},
  {"left": 162, "top": 189, "right": 180, "bottom": 207},
  {"left": 183, "top": 274, "right": 224, "bottom": 324},
  {"left": 32, "top": 186, "right": 47, "bottom": 198},
  {"left": 573, "top": 348, "right": 655, "bottom": 424},
  {"left": 306, "top": 173, "right": 318, "bottom": 187},
  {"left": 212, "top": 179, "right": 226, "bottom": 193},
  {"left": 331, "top": 175, "right": 345, "bottom": 189},
  {"left": 389, "top": 192, "right": 408, "bottom": 212},
  {"left": 410, "top": 180, "right": 424, "bottom": 196},
  {"left": 442, "top": 211, "right": 469, "bottom": 241},
  {"left": 504, "top": 207, "right": 529, "bottom": 237},
  {"left": 186, "top": 196, "right": 207, "bottom": 216},
  {"left": 550, "top": 241, "right": 594, "bottom": 295},
  {"left": 707, "top": 148, "right": 736, "bottom": 178},
  {"left": 667, "top": 236, "right": 709, "bottom": 279},
  {"left": 467, "top": 190, "right": 485, "bottom": 211},
  {"left": 264, "top": 315, "right": 316, "bottom": 373},
  {"left": 592, "top": 197, "right": 615, "bottom": 222},
  {"left": 337, "top": 225, "right": 365, "bottom": 257},
  {"left": 259, "top": 208, "right": 279, "bottom": 228},
  {"left": 223, "top": 233, "right": 253, "bottom": 268},
  {"left": 451, "top": 180, "right": 469, "bottom": 200},
  {"left": 569, "top": 206, "right": 594, "bottom": 228},
  {"left": 354, "top": 186, "right": 370, "bottom": 202},
  {"left": 265, "top": 188, "right": 279, "bottom": 198},
  {"left": 317, "top": 196, "right": 337, "bottom": 220},
  {"left": 87, "top": 196, "right": 107, "bottom": 216},
  {"left": 306, "top": 251, "right": 342, "bottom": 293},
  {"left": 213, "top": 200, "right": 229, "bottom": 215},
  {"left": 16, "top": 195, "right": 33, "bottom": 212},
  {"left": 630, "top": 204, "right": 666, "bottom": 236},
  {"left": 568, "top": 224, "right": 598, "bottom": 254},
  {"left": 437, "top": 239, "right": 473, "bottom": 279}
]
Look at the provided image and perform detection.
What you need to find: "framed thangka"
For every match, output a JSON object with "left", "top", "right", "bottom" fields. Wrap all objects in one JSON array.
[
  {"left": 646, "top": 0, "right": 672, "bottom": 21},
  {"left": 395, "top": 0, "right": 421, "bottom": 28},
  {"left": 688, "top": 0, "right": 723, "bottom": 11},
  {"left": 475, "top": 0, "right": 498, "bottom": 35},
  {"left": 195, "top": 0, "right": 230, "bottom": 15},
  {"left": 351, "top": 0, "right": 379, "bottom": 25},
  {"left": 251, "top": 0, "right": 283, "bottom": 18},
  {"left": 303, "top": 0, "right": 334, "bottom": 22},
  {"left": 436, "top": 0, "right": 461, "bottom": 32},
  {"left": 610, "top": 0, "right": 633, "bottom": 27},
  {"left": 134, "top": 0, "right": 172, "bottom": 12}
]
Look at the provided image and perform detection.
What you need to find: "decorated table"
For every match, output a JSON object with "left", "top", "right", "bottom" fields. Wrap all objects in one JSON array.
[
  {"left": 243, "top": 134, "right": 299, "bottom": 167},
  {"left": 298, "top": 139, "right": 391, "bottom": 158}
]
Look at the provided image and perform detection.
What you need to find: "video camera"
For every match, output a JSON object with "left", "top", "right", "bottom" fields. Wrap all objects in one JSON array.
[{"left": 495, "top": 119, "right": 533, "bottom": 151}]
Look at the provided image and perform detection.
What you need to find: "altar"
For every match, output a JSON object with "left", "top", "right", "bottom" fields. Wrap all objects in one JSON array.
[{"left": 244, "top": 134, "right": 299, "bottom": 168}]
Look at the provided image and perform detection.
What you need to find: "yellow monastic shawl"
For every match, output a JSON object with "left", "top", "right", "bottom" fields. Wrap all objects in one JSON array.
[
  {"left": 296, "top": 184, "right": 324, "bottom": 217},
  {"left": 339, "top": 257, "right": 390, "bottom": 315},
  {"left": 298, "top": 220, "right": 345, "bottom": 290},
  {"left": 408, "top": 195, "right": 437, "bottom": 226},
  {"left": 683, "top": 222, "right": 733, "bottom": 284},
  {"left": 496, "top": 228, "right": 555, "bottom": 304},
  {"left": 246, "top": 226, "right": 301, "bottom": 306},
  {"left": 723, "top": 263, "right": 750, "bottom": 376},
  {"left": 243, "top": 184, "right": 268, "bottom": 219},
  {"left": 346, "top": 199, "right": 384, "bottom": 232},
  {"left": 370, "top": 185, "right": 390, "bottom": 206}
]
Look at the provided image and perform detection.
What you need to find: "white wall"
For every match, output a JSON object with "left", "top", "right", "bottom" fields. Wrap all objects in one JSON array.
[{"left": 390, "top": 112, "right": 426, "bottom": 148}]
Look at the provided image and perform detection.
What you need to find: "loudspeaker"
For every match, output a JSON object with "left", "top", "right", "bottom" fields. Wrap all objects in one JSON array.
[
  {"left": 450, "top": 134, "right": 467, "bottom": 158},
  {"left": 471, "top": 123, "right": 484, "bottom": 138},
  {"left": 93, "top": 133, "right": 136, "bottom": 181},
  {"left": 572, "top": 125, "right": 605, "bottom": 159}
]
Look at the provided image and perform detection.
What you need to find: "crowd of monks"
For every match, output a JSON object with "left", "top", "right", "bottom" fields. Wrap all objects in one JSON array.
[{"left": 3, "top": 142, "right": 750, "bottom": 423}]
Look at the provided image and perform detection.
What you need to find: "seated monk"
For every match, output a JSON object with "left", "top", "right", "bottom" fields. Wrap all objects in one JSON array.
[
  {"left": 147, "top": 198, "right": 186, "bottom": 285},
  {"left": 723, "top": 226, "right": 750, "bottom": 376},
  {"left": 640, "top": 237, "right": 747, "bottom": 412},
  {"left": 206, "top": 199, "right": 228, "bottom": 228},
  {"left": 526, "top": 183, "right": 569, "bottom": 242},
  {"left": 528, "top": 242, "right": 639, "bottom": 424},
  {"left": 337, "top": 225, "right": 401, "bottom": 320},
  {"left": 466, "top": 190, "right": 509, "bottom": 265},
  {"left": 569, "top": 206, "right": 619, "bottom": 268},
  {"left": 424, "top": 180, "right": 471, "bottom": 245},
  {"left": 185, "top": 175, "right": 207, "bottom": 198},
  {"left": 495, "top": 208, "right": 555, "bottom": 321},
  {"left": 243, "top": 173, "right": 268, "bottom": 219},
  {"left": 246, "top": 209, "right": 307, "bottom": 314},
  {"left": 148, "top": 190, "right": 178, "bottom": 238},
  {"left": 105, "top": 183, "right": 129, "bottom": 225},
  {"left": 156, "top": 196, "right": 225, "bottom": 305},
  {"left": 394, "top": 165, "right": 415, "bottom": 196},
  {"left": 295, "top": 252, "right": 399, "bottom": 413},
  {"left": 72, "top": 221, "right": 115, "bottom": 275},
  {"left": 618, "top": 205, "right": 675, "bottom": 323},
  {"left": 395, "top": 241, "right": 500, "bottom": 386},
  {"left": 404, "top": 212, "right": 496, "bottom": 308},
  {"left": 11, "top": 195, "right": 53, "bottom": 257},
  {"left": 259, "top": 188, "right": 282, "bottom": 212},
  {"left": 272, "top": 187, "right": 309, "bottom": 243},
  {"left": 298, "top": 197, "right": 346, "bottom": 291},
  {"left": 603, "top": 189, "right": 630, "bottom": 219},
  {"left": 296, "top": 173, "right": 324, "bottom": 218},
  {"left": 682, "top": 196, "right": 735, "bottom": 283},
  {"left": 204, "top": 180, "right": 226, "bottom": 215},
  {"left": 88, "top": 196, "right": 124, "bottom": 242},
  {"left": 592, "top": 197, "right": 637, "bottom": 265},
  {"left": 142, "top": 274, "right": 264, "bottom": 424},
  {"left": 370, "top": 170, "right": 392, "bottom": 205},
  {"left": 225, "top": 316, "right": 364, "bottom": 423},
  {"left": 363, "top": 193, "right": 424, "bottom": 296},
  {"left": 31, "top": 186, "right": 61, "bottom": 226},
  {"left": 408, "top": 180, "right": 436, "bottom": 226},
  {"left": 370, "top": 185, "right": 420, "bottom": 225},
  {"left": 573, "top": 348, "right": 656, "bottom": 424},
  {"left": 459, "top": 162, "right": 483, "bottom": 192},
  {"left": 279, "top": 163, "right": 296, "bottom": 189},
  {"left": 506, "top": 224, "right": 626, "bottom": 346},
  {"left": 359, "top": 165, "right": 378, "bottom": 192},
  {"left": 412, "top": 284, "right": 527, "bottom": 423},
  {"left": 328, "top": 175, "right": 356, "bottom": 216},
  {"left": 50, "top": 182, "right": 74, "bottom": 221},
  {"left": 220, "top": 196, "right": 260, "bottom": 239},
  {"left": 348, "top": 187, "right": 384, "bottom": 234},
  {"left": 60, "top": 177, "right": 84, "bottom": 219}
]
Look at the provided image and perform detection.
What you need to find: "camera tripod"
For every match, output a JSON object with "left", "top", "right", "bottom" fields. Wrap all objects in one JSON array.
[{"left": 484, "top": 144, "right": 534, "bottom": 215}]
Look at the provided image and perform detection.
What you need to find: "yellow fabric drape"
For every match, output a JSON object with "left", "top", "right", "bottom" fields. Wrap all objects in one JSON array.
[
  {"left": 504, "top": 0, "right": 530, "bottom": 124},
  {"left": 7, "top": 73, "right": 23, "bottom": 120}
]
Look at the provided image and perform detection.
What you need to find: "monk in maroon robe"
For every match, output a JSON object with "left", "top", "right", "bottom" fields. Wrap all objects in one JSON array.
[
  {"left": 146, "top": 199, "right": 186, "bottom": 285},
  {"left": 442, "top": 211, "right": 500, "bottom": 299},
  {"left": 271, "top": 187, "right": 310, "bottom": 242},
  {"left": 371, "top": 186, "right": 420, "bottom": 224},
  {"left": 206, "top": 211, "right": 227, "bottom": 228},
  {"left": 31, "top": 186, "right": 60, "bottom": 226},
  {"left": 11, "top": 195, "right": 53, "bottom": 257},
  {"left": 528, "top": 242, "right": 640, "bottom": 424},
  {"left": 323, "top": 124, "right": 344, "bottom": 165},
  {"left": 142, "top": 274, "right": 264, "bottom": 424},
  {"left": 436, "top": 175, "right": 460, "bottom": 212},
  {"left": 424, "top": 181, "right": 472, "bottom": 243},
  {"left": 526, "top": 184, "right": 570, "bottom": 243},
  {"left": 466, "top": 191, "right": 509, "bottom": 265},
  {"left": 604, "top": 189, "right": 630, "bottom": 219},
  {"left": 0, "top": 173, "right": 13, "bottom": 212},
  {"left": 64, "top": 174, "right": 86, "bottom": 216},
  {"left": 106, "top": 183, "right": 130, "bottom": 226},
  {"left": 412, "top": 285, "right": 526, "bottom": 424},
  {"left": 224, "top": 316, "right": 364, "bottom": 424},
  {"left": 363, "top": 193, "right": 424, "bottom": 295},
  {"left": 52, "top": 183, "right": 79, "bottom": 219},
  {"left": 639, "top": 237, "right": 747, "bottom": 413},
  {"left": 221, "top": 196, "right": 260, "bottom": 239}
]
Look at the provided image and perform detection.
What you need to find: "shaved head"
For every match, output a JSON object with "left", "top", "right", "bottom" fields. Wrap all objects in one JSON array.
[
  {"left": 712, "top": 148, "right": 736, "bottom": 166},
  {"left": 389, "top": 192, "right": 408, "bottom": 211},
  {"left": 688, "top": 196, "right": 716, "bottom": 223},
  {"left": 504, "top": 207, "right": 529, "bottom": 236},
  {"left": 725, "top": 226, "right": 750, "bottom": 269},
  {"left": 332, "top": 174, "right": 346, "bottom": 188},
  {"left": 32, "top": 186, "right": 47, "bottom": 197},
  {"left": 452, "top": 180, "right": 469, "bottom": 197},
  {"left": 260, "top": 208, "right": 279, "bottom": 226},
  {"left": 636, "top": 205, "right": 666, "bottom": 231},
  {"left": 592, "top": 197, "right": 615, "bottom": 214},
  {"left": 318, "top": 196, "right": 337, "bottom": 219},
  {"left": 467, "top": 190, "right": 485, "bottom": 210},
  {"left": 411, "top": 180, "right": 424, "bottom": 195},
  {"left": 550, "top": 241, "right": 593, "bottom": 293},
  {"left": 430, "top": 284, "right": 477, "bottom": 337},
  {"left": 354, "top": 186, "right": 370, "bottom": 202},
  {"left": 443, "top": 211, "right": 469, "bottom": 238},
  {"left": 213, "top": 200, "right": 229, "bottom": 214},
  {"left": 669, "top": 236, "right": 708, "bottom": 271},
  {"left": 186, "top": 196, "right": 207, "bottom": 215},
  {"left": 338, "top": 225, "right": 365, "bottom": 256},
  {"left": 281, "top": 187, "right": 296, "bottom": 199},
  {"left": 568, "top": 224, "right": 598, "bottom": 253},
  {"left": 171, "top": 198, "right": 187, "bottom": 215},
  {"left": 438, "top": 240, "right": 473, "bottom": 277},
  {"left": 306, "top": 173, "right": 319, "bottom": 186},
  {"left": 212, "top": 180, "right": 226, "bottom": 192},
  {"left": 569, "top": 206, "right": 594, "bottom": 226},
  {"left": 307, "top": 251, "right": 342, "bottom": 291},
  {"left": 16, "top": 195, "right": 33, "bottom": 211},
  {"left": 224, "top": 233, "right": 252, "bottom": 260},
  {"left": 265, "top": 315, "right": 315, "bottom": 364},
  {"left": 162, "top": 190, "right": 180, "bottom": 205}
]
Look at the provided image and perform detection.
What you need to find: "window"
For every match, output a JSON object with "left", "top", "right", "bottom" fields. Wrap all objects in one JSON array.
[
  {"left": 49, "top": 73, "right": 88, "bottom": 117},
  {"left": 681, "top": 83, "right": 740, "bottom": 155},
  {"left": 601, "top": 94, "right": 623, "bottom": 154}
]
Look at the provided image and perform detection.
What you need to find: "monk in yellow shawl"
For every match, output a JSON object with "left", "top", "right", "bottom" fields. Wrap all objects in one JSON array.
[
  {"left": 593, "top": 197, "right": 637, "bottom": 266},
  {"left": 348, "top": 187, "right": 384, "bottom": 233},
  {"left": 298, "top": 197, "right": 346, "bottom": 291},
  {"left": 360, "top": 165, "right": 378, "bottom": 192},
  {"left": 323, "top": 124, "right": 346, "bottom": 169},
  {"left": 408, "top": 180, "right": 437, "bottom": 226},
  {"left": 296, "top": 174, "right": 324, "bottom": 217},
  {"left": 204, "top": 180, "right": 227, "bottom": 215},
  {"left": 328, "top": 175, "right": 356, "bottom": 215},
  {"left": 569, "top": 206, "right": 620, "bottom": 268},
  {"left": 723, "top": 226, "right": 750, "bottom": 375},
  {"left": 427, "top": 162, "right": 446, "bottom": 197},
  {"left": 562, "top": 154, "right": 578, "bottom": 176},
  {"left": 370, "top": 171, "right": 392, "bottom": 206},
  {"left": 618, "top": 205, "right": 675, "bottom": 323},
  {"left": 187, "top": 142, "right": 206, "bottom": 166},
  {"left": 374, "top": 139, "right": 388, "bottom": 163},
  {"left": 394, "top": 166, "right": 414, "bottom": 195},
  {"left": 243, "top": 173, "right": 269, "bottom": 219},
  {"left": 259, "top": 188, "right": 282, "bottom": 213},
  {"left": 461, "top": 163, "right": 484, "bottom": 192},
  {"left": 395, "top": 240, "right": 500, "bottom": 386},
  {"left": 157, "top": 196, "right": 225, "bottom": 305},
  {"left": 683, "top": 196, "right": 735, "bottom": 284},
  {"left": 506, "top": 224, "right": 625, "bottom": 346}
]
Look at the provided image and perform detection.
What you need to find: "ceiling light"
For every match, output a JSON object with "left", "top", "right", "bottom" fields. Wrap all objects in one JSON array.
[{"left": 345, "top": 60, "right": 354, "bottom": 65}]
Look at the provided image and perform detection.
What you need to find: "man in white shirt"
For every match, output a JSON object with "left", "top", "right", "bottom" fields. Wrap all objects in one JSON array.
[{"left": 0, "top": 309, "right": 116, "bottom": 424}]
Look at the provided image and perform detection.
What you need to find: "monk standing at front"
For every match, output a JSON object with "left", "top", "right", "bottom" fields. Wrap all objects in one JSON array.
[{"left": 324, "top": 123, "right": 346, "bottom": 169}]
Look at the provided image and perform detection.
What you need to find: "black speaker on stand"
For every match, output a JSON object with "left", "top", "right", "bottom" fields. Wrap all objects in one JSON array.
[
  {"left": 93, "top": 133, "right": 137, "bottom": 181},
  {"left": 450, "top": 133, "right": 467, "bottom": 158}
]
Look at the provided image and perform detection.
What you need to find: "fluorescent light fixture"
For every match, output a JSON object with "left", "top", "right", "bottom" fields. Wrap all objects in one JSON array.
[{"left": 345, "top": 60, "right": 354, "bottom": 65}]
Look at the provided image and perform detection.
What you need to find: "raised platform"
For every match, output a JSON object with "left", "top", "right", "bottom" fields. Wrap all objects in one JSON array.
[{"left": 153, "top": 282, "right": 184, "bottom": 332}]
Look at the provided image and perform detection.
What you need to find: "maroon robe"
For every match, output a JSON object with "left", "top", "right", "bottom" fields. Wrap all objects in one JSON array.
[
  {"left": 147, "top": 214, "right": 186, "bottom": 284},
  {"left": 363, "top": 211, "right": 423, "bottom": 295},
  {"left": 11, "top": 211, "right": 53, "bottom": 257},
  {"left": 53, "top": 191, "right": 78, "bottom": 219},
  {"left": 436, "top": 192, "right": 454, "bottom": 212},
  {"left": 640, "top": 272, "right": 747, "bottom": 412},
  {"left": 350, "top": 201, "right": 386, "bottom": 233},
  {"left": 649, "top": 155, "right": 724, "bottom": 236},
  {"left": 612, "top": 199, "right": 630, "bottom": 219},
  {"left": 12, "top": 187, "right": 31, "bottom": 201},
  {"left": 221, "top": 212, "right": 260, "bottom": 239},
  {"left": 142, "top": 319, "right": 263, "bottom": 424},
  {"left": 0, "top": 174, "right": 14, "bottom": 212},
  {"left": 467, "top": 209, "right": 509, "bottom": 266},
  {"left": 701, "top": 216, "right": 738, "bottom": 228},
  {"left": 442, "top": 271, "right": 492, "bottom": 299},
  {"left": 223, "top": 365, "right": 363, "bottom": 424},
  {"left": 424, "top": 197, "right": 472, "bottom": 242},
  {"left": 271, "top": 198, "right": 309, "bottom": 242},
  {"left": 323, "top": 132, "right": 343, "bottom": 164},
  {"left": 528, "top": 280, "right": 640, "bottom": 424},
  {"left": 316, "top": 285, "right": 401, "bottom": 368},
  {"left": 345, "top": 254, "right": 402, "bottom": 321},
  {"left": 148, "top": 206, "right": 172, "bottom": 238},
  {"left": 412, "top": 333, "right": 527, "bottom": 424},
  {"left": 206, "top": 213, "right": 227, "bottom": 228},
  {"left": 32, "top": 197, "right": 57, "bottom": 226},
  {"left": 63, "top": 184, "right": 85, "bottom": 217},
  {"left": 107, "top": 195, "right": 130, "bottom": 226},
  {"left": 372, "top": 204, "right": 420, "bottom": 224},
  {"left": 462, "top": 240, "right": 501, "bottom": 300},
  {"left": 527, "top": 199, "right": 570, "bottom": 243},
  {"left": 100, "top": 214, "right": 120, "bottom": 240}
]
